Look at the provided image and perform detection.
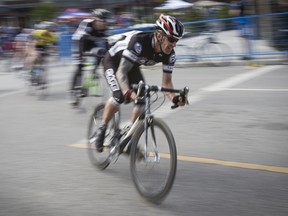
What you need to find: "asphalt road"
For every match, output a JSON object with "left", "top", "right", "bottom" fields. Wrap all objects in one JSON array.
[{"left": 0, "top": 62, "right": 288, "bottom": 216}]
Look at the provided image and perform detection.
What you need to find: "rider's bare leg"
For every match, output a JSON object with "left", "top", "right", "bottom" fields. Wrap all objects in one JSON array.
[
  {"left": 131, "top": 105, "right": 143, "bottom": 123},
  {"left": 102, "top": 99, "right": 119, "bottom": 125}
]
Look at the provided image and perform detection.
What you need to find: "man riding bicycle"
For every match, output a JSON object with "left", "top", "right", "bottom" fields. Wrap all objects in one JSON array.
[
  {"left": 94, "top": 14, "right": 187, "bottom": 152},
  {"left": 70, "top": 8, "right": 113, "bottom": 105},
  {"left": 27, "top": 23, "right": 58, "bottom": 71}
]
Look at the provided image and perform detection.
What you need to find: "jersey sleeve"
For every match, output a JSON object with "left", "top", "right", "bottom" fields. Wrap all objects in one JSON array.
[
  {"left": 122, "top": 34, "right": 142, "bottom": 64},
  {"left": 162, "top": 52, "right": 176, "bottom": 73}
]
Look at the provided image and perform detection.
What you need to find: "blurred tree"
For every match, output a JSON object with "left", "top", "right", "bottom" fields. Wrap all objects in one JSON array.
[{"left": 31, "top": 2, "right": 58, "bottom": 23}]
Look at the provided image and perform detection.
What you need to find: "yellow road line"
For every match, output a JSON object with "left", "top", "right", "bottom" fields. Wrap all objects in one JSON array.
[
  {"left": 68, "top": 143, "right": 288, "bottom": 174},
  {"left": 174, "top": 154, "right": 288, "bottom": 174}
]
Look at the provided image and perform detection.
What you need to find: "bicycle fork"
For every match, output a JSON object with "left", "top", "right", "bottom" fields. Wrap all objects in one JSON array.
[{"left": 144, "top": 116, "right": 160, "bottom": 163}]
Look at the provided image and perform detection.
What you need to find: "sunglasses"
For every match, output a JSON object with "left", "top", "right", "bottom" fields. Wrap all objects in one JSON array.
[{"left": 166, "top": 36, "right": 179, "bottom": 43}]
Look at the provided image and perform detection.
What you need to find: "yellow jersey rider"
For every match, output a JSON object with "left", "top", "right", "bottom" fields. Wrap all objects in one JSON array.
[
  {"left": 32, "top": 28, "right": 58, "bottom": 47},
  {"left": 26, "top": 23, "right": 58, "bottom": 69}
]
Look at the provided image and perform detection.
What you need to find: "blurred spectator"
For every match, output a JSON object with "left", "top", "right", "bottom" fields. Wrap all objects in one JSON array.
[
  {"left": 271, "top": 0, "right": 288, "bottom": 64},
  {"left": 230, "top": 0, "right": 255, "bottom": 60},
  {"left": 0, "top": 27, "right": 18, "bottom": 57},
  {"left": 58, "top": 25, "right": 74, "bottom": 62}
]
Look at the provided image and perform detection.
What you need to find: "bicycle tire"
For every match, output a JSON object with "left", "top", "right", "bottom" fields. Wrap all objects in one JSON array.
[
  {"left": 37, "top": 67, "right": 49, "bottom": 100},
  {"left": 130, "top": 117, "right": 177, "bottom": 204},
  {"left": 87, "top": 103, "right": 116, "bottom": 170},
  {"left": 200, "top": 42, "right": 233, "bottom": 67},
  {"left": 26, "top": 66, "right": 48, "bottom": 99},
  {"left": 70, "top": 75, "right": 83, "bottom": 107}
]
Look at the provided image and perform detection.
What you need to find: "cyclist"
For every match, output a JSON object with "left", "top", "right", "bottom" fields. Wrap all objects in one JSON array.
[
  {"left": 26, "top": 23, "right": 58, "bottom": 72},
  {"left": 94, "top": 14, "right": 187, "bottom": 152},
  {"left": 70, "top": 8, "right": 113, "bottom": 105}
]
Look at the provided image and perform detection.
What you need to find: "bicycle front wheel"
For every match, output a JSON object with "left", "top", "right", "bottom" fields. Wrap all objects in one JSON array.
[{"left": 130, "top": 118, "right": 177, "bottom": 204}]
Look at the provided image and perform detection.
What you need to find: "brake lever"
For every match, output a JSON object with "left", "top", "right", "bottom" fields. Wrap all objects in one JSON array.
[{"left": 184, "top": 86, "right": 189, "bottom": 106}]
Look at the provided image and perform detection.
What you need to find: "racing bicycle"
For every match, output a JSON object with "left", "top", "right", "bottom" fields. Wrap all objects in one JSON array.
[{"left": 87, "top": 81, "right": 189, "bottom": 204}]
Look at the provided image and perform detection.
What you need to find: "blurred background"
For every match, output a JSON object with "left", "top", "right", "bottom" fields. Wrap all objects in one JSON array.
[
  {"left": 0, "top": 2, "right": 287, "bottom": 214},
  {"left": 0, "top": 0, "right": 287, "bottom": 64}
]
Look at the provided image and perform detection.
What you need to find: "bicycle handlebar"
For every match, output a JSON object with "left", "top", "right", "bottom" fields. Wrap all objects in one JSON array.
[{"left": 132, "top": 81, "right": 189, "bottom": 109}]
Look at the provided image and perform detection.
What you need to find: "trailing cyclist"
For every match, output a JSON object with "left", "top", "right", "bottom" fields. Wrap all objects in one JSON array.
[
  {"left": 26, "top": 22, "right": 58, "bottom": 89},
  {"left": 94, "top": 14, "right": 187, "bottom": 152},
  {"left": 26, "top": 23, "right": 58, "bottom": 83},
  {"left": 70, "top": 9, "right": 113, "bottom": 105}
]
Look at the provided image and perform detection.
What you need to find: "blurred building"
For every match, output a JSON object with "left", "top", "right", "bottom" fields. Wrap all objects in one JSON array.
[
  {"left": 0, "top": 0, "right": 159, "bottom": 28},
  {"left": 0, "top": 0, "right": 284, "bottom": 29}
]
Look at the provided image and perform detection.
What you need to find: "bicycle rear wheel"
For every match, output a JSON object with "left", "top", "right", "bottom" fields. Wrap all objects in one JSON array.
[
  {"left": 130, "top": 118, "right": 177, "bottom": 204},
  {"left": 87, "top": 103, "right": 116, "bottom": 170},
  {"left": 69, "top": 74, "right": 83, "bottom": 108},
  {"left": 26, "top": 66, "right": 48, "bottom": 99},
  {"left": 37, "top": 67, "right": 49, "bottom": 100}
]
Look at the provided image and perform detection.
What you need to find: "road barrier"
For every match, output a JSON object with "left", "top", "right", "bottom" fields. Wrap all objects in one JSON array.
[{"left": 57, "top": 12, "right": 288, "bottom": 63}]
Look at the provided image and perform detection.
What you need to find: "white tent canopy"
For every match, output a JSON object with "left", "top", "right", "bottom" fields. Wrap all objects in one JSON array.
[
  {"left": 193, "top": 0, "right": 226, "bottom": 7},
  {"left": 154, "top": 0, "right": 193, "bottom": 10}
]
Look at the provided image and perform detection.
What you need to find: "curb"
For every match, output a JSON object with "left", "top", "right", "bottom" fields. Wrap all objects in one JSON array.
[{"left": 175, "top": 56, "right": 286, "bottom": 68}]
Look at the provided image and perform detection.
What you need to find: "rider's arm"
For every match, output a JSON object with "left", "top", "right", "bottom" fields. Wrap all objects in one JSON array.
[
  {"left": 50, "top": 33, "right": 58, "bottom": 44},
  {"left": 82, "top": 34, "right": 99, "bottom": 42},
  {"left": 161, "top": 72, "right": 175, "bottom": 101},
  {"left": 115, "top": 57, "right": 134, "bottom": 94},
  {"left": 82, "top": 30, "right": 107, "bottom": 42},
  {"left": 161, "top": 52, "right": 186, "bottom": 105},
  {"left": 45, "top": 32, "right": 57, "bottom": 44},
  {"left": 162, "top": 72, "right": 186, "bottom": 106}
]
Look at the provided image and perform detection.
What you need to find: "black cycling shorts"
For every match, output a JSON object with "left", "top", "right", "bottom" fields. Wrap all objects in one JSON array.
[{"left": 35, "top": 45, "right": 48, "bottom": 56}]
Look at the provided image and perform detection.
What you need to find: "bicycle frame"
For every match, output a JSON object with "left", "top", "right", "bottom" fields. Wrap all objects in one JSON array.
[{"left": 116, "top": 81, "right": 189, "bottom": 162}]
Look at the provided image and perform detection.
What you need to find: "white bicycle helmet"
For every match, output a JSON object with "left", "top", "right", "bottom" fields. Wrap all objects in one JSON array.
[
  {"left": 155, "top": 14, "right": 184, "bottom": 39},
  {"left": 91, "top": 9, "right": 113, "bottom": 22}
]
